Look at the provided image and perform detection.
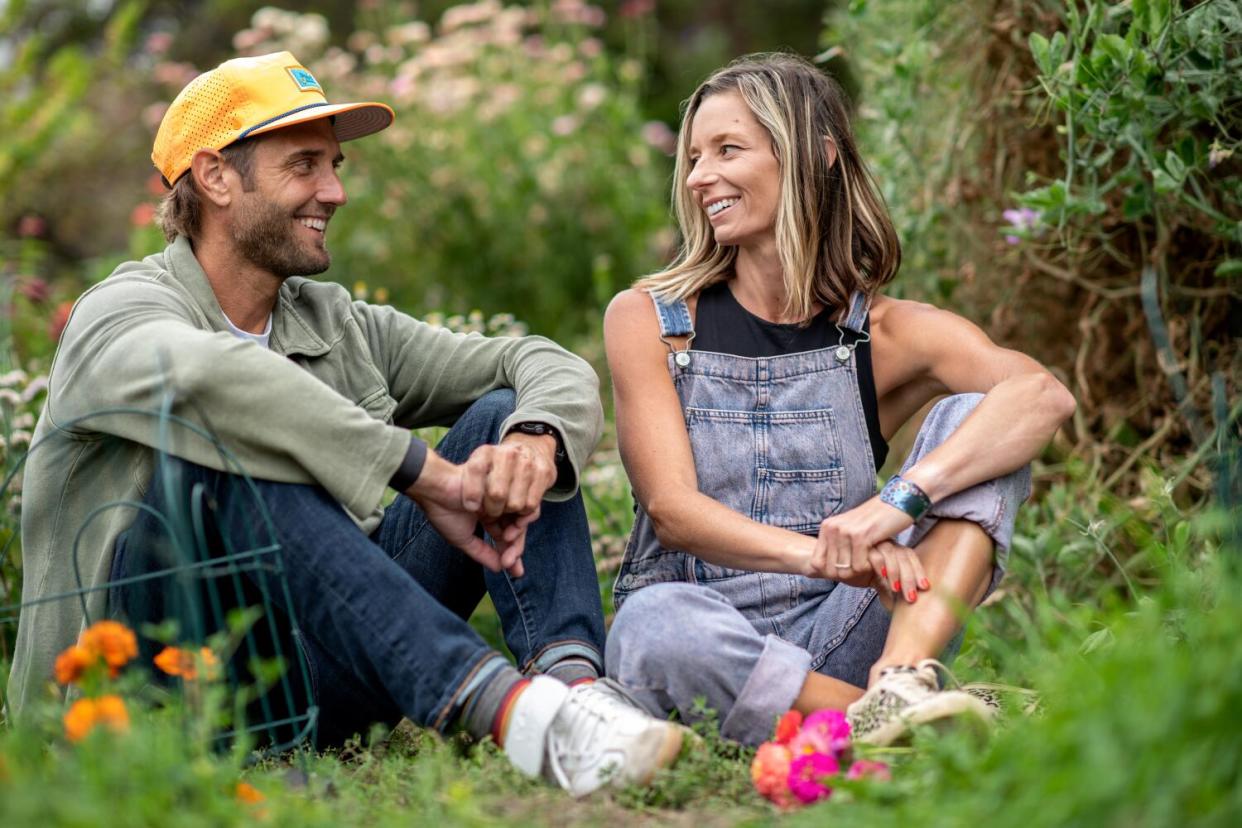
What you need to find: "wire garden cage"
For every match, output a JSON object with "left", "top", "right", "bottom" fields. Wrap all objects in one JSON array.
[{"left": 0, "top": 384, "right": 318, "bottom": 754}]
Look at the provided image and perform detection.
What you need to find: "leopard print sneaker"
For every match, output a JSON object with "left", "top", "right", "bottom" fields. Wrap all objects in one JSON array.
[
  {"left": 960, "top": 682, "right": 1042, "bottom": 717},
  {"left": 847, "top": 659, "right": 995, "bottom": 747}
]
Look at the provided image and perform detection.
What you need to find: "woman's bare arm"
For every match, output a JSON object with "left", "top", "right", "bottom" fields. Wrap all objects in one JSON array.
[
  {"left": 869, "top": 296, "right": 1076, "bottom": 500},
  {"left": 605, "top": 289, "right": 819, "bottom": 575},
  {"left": 814, "top": 296, "right": 1076, "bottom": 578}
]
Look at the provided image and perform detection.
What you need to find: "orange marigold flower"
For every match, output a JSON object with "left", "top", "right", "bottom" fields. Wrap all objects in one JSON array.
[
  {"left": 63, "top": 695, "right": 130, "bottom": 742},
  {"left": 154, "top": 646, "right": 221, "bottom": 681},
  {"left": 235, "top": 781, "right": 265, "bottom": 804},
  {"left": 79, "top": 621, "right": 138, "bottom": 677},
  {"left": 54, "top": 644, "right": 96, "bottom": 685}
]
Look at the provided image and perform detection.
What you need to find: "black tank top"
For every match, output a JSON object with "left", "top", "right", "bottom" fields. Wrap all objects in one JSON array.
[{"left": 690, "top": 281, "right": 889, "bottom": 470}]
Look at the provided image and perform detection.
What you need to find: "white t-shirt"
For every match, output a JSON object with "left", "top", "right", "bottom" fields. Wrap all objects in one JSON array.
[{"left": 223, "top": 312, "right": 272, "bottom": 348}]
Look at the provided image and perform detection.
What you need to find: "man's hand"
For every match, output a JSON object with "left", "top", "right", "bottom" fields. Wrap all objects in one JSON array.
[
  {"left": 406, "top": 452, "right": 527, "bottom": 576},
  {"left": 461, "top": 431, "right": 558, "bottom": 521},
  {"left": 405, "top": 433, "right": 558, "bottom": 578}
]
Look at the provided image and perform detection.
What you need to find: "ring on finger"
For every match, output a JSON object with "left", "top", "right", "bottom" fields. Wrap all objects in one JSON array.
[{"left": 834, "top": 563, "right": 852, "bottom": 569}]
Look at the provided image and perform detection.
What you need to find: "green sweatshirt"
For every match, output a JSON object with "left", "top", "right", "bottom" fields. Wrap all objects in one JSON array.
[{"left": 7, "top": 236, "right": 603, "bottom": 716}]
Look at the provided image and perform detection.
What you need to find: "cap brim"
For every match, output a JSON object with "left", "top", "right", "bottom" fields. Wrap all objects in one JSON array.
[{"left": 245, "top": 101, "right": 395, "bottom": 144}]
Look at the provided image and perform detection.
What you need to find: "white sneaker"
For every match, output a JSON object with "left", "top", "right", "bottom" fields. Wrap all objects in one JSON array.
[
  {"left": 503, "top": 676, "right": 684, "bottom": 797},
  {"left": 846, "top": 659, "right": 994, "bottom": 747}
]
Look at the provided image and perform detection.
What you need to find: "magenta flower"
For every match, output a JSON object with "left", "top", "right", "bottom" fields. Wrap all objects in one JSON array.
[
  {"left": 789, "top": 709, "right": 851, "bottom": 758},
  {"left": 788, "top": 752, "right": 839, "bottom": 804},
  {"left": 846, "top": 759, "right": 892, "bottom": 781}
]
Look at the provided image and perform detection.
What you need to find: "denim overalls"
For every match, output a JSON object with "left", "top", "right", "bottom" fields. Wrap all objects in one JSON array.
[{"left": 606, "top": 290, "right": 1031, "bottom": 744}]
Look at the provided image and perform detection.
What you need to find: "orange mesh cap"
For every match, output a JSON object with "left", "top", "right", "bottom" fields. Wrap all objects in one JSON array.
[{"left": 152, "top": 51, "right": 394, "bottom": 185}]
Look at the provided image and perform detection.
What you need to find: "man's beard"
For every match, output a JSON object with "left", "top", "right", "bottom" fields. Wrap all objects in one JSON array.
[{"left": 232, "top": 195, "right": 331, "bottom": 278}]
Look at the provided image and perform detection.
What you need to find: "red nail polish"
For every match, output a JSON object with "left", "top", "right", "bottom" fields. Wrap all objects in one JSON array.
[
  {"left": 881, "top": 566, "right": 888, "bottom": 578},
  {"left": 907, "top": 590, "right": 917, "bottom": 602},
  {"left": 893, "top": 580, "right": 901, "bottom": 592},
  {"left": 919, "top": 578, "right": 930, "bottom": 590}
]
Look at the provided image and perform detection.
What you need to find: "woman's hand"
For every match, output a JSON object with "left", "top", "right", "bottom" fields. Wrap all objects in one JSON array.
[{"left": 809, "top": 496, "right": 930, "bottom": 603}]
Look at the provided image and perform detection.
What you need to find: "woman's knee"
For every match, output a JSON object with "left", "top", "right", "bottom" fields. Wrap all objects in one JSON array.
[{"left": 606, "top": 583, "right": 731, "bottom": 677}]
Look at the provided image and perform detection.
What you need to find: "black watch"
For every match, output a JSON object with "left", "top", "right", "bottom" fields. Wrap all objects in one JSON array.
[{"left": 508, "top": 421, "right": 567, "bottom": 463}]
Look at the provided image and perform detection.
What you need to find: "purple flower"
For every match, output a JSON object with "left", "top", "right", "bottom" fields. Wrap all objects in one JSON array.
[
  {"left": 1002, "top": 207, "right": 1042, "bottom": 245},
  {"left": 788, "top": 752, "right": 839, "bottom": 804}
]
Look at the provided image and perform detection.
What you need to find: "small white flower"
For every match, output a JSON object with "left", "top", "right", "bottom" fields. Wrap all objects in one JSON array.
[{"left": 0, "top": 370, "right": 27, "bottom": 388}]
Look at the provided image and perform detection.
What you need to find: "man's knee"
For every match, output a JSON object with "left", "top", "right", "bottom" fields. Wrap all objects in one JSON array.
[{"left": 467, "top": 388, "right": 517, "bottom": 434}]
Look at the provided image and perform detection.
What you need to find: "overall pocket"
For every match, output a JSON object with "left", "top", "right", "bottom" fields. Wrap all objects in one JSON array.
[{"left": 685, "top": 405, "right": 845, "bottom": 579}]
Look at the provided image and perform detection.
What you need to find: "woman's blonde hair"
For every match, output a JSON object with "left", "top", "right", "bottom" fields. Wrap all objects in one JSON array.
[{"left": 636, "top": 53, "right": 900, "bottom": 322}]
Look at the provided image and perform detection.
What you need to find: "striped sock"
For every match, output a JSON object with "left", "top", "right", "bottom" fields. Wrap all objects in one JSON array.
[
  {"left": 491, "top": 678, "right": 532, "bottom": 746},
  {"left": 458, "top": 658, "right": 526, "bottom": 742},
  {"left": 544, "top": 657, "right": 598, "bottom": 686}
]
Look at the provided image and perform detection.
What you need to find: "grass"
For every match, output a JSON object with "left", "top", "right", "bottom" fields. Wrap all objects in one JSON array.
[{"left": 2, "top": 455, "right": 1238, "bottom": 827}]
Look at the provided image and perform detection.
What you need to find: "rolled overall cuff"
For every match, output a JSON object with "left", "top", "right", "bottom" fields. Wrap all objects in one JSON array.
[{"left": 720, "top": 635, "right": 812, "bottom": 746}]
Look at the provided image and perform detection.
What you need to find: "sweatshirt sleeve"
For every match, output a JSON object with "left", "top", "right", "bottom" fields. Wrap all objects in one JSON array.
[
  {"left": 48, "top": 278, "right": 410, "bottom": 521},
  {"left": 354, "top": 302, "right": 604, "bottom": 499}
]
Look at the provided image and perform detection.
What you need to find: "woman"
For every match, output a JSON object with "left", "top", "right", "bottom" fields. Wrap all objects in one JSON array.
[{"left": 602, "top": 54, "right": 1074, "bottom": 747}]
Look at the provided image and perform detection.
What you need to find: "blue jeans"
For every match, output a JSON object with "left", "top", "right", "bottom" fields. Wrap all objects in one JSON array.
[{"left": 110, "top": 389, "right": 604, "bottom": 747}]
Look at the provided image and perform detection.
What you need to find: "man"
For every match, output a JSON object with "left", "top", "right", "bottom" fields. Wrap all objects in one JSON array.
[{"left": 8, "top": 51, "right": 682, "bottom": 796}]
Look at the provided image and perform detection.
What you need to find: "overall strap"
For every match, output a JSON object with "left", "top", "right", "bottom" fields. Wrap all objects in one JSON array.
[
  {"left": 647, "top": 291, "right": 696, "bottom": 355},
  {"left": 841, "top": 290, "right": 871, "bottom": 333}
]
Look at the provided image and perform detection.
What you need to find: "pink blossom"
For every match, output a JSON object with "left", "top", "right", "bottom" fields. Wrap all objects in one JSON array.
[
  {"left": 130, "top": 203, "right": 156, "bottom": 228},
  {"left": 146, "top": 172, "right": 168, "bottom": 196},
  {"left": 231, "top": 28, "right": 269, "bottom": 53},
  {"left": 789, "top": 709, "right": 851, "bottom": 758},
  {"left": 142, "top": 102, "right": 169, "bottom": 132},
  {"left": 551, "top": 115, "right": 579, "bottom": 136},
  {"left": 17, "top": 214, "right": 46, "bottom": 238},
  {"left": 144, "top": 32, "right": 174, "bottom": 56},
  {"left": 788, "top": 752, "right": 839, "bottom": 804},
  {"left": 641, "top": 121, "right": 676, "bottom": 155},
  {"left": 846, "top": 759, "right": 892, "bottom": 781},
  {"left": 1002, "top": 206, "right": 1042, "bottom": 245},
  {"left": 17, "top": 277, "right": 50, "bottom": 303},
  {"left": 620, "top": 0, "right": 655, "bottom": 17}
]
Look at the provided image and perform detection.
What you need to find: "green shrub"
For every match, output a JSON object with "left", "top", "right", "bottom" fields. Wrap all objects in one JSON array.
[
  {"left": 824, "top": 0, "right": 1239, "bottom": 498},
  {"left": 228, "top": 5, "right": 673, "bottom": 341}
]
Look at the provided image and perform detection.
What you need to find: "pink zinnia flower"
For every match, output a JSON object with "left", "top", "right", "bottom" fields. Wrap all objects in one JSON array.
[
  {"left": 846, "top": 759, "right": 892, "bottom": 781},
  {"left": 789, "top": 708, "right": 851, "bottom": 758},
  {"left": 788, "top": 752, "right": 839, "bottom": 804}
]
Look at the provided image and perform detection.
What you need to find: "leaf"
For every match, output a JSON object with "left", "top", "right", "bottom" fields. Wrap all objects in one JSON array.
[
  {"left": 1029, "top": 32, "right": 1053, "bottom": 76},
  {"left": 1163, "top": 149, "right": 1187, "bottom": 184},
  {"left": 1214, "top": 259, "right": 1242, "bottom": 278},
  {"left": 1152, "top": 168, "right": 1179, "bottom": 193},
  {"left": 1080, "top": 628, "right": 1115, "bottom": 654},
  {"left": 1097, "top": 34, "right": 1131, "bottom": 68}
]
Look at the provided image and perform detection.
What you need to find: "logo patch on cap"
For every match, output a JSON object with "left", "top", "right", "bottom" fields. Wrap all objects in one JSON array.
[{"left": 287, "top": 66, "right": 322, "bottom": 92}]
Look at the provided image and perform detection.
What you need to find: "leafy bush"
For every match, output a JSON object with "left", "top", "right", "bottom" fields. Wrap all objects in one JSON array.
[
  {"left": 824, "top": 0, "right": 1239, "bottom": 498},
  {"left": 228, "top": 4, "right": 673, "bottom": 340}
]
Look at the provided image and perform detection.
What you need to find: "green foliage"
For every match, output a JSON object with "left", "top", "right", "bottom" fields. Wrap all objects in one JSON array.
[
  {"left": 2, "top": 483, "right": 1238, "bottom": 825},
  {"left": 821, "top": 0, "right": 992, "bottom": 304},
  {"left": 1021, "top": 0, "right": 1241, "bottom": 247},
  {"left": 225, "top": 6, "right": 672, "bottom": 340}
]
